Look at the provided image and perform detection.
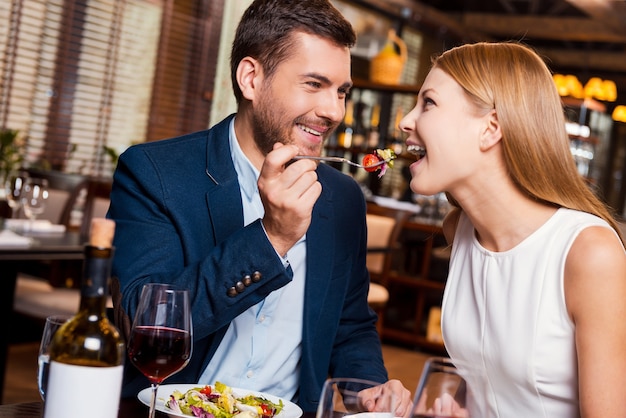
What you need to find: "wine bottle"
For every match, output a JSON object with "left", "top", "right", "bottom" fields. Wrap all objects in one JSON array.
[
  {"left": 367, "top": 103, "right": 381, "bottom": 149},
  {"left": 337, "top": 98, "right": 354, "bottom": 148},
  {"left": 351, "top": 100, "right": 367, "bottom": 150},
  {"left": 44, "top": 218, "right": 125, "bottom": 418},
  {"left": 388, "top": 106, "right": 405, "bottom": 155}
]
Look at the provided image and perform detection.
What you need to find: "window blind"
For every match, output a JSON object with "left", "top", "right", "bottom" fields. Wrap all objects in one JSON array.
[{"left": 0, "top": 0, "right": 223, "bottom": 178}]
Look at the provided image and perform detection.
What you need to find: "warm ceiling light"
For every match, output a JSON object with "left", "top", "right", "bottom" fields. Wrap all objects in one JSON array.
[
  {"left": 565, "top": 75, "right": 584, "bottom": 99},
  {"left": 554, "top": 75, "right": 617, "bottom": 102},
  {"left": 613, "top": 105, "right": 626, "bottom": 123},
  {"left": 584, "top": 77, "right": 604, "bottom": 99},
  {"left": 553, "top": 74, "right": 584, "bottom": 99},
  {"left": 582, "top": 77, "right": 617, "bottom": 102},
  {"left": 553, "top": 74, "right": 568, "bottom": 96},
  {"left": 599, "top": 79, "right": 617, "bottom": 102}
]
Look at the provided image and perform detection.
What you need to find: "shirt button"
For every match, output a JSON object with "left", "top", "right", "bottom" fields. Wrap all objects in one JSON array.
[
  {"left": 246, "top": 370, "right": 254, "bottom": 378},
  {"left": 259, "top": 315, "right": 266, "bottom": 323}
]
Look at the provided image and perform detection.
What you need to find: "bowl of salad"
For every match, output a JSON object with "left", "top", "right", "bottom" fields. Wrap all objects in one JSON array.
[{"left": 137, "top": 381, "right": 303, "bottom": 418}]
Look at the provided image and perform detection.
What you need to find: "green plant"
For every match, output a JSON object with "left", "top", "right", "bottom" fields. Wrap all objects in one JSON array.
[
  {"left": 0, "top": 128, "right": 24, "bottom": 183},
  {"left": 102, "top": 145, "right": 120, "bottom": 167}
]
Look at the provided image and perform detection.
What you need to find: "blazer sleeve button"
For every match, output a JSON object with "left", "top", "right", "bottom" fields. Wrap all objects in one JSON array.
[
  {"left": 227, "top": 286, "right": 238, "bottom": 297},
  {"left": 252, "top": 271, "right": 262, "bottom": 282},
  {"left": 235, "top": 281, "right": 246, "bottom": 293},
  {"left": 242, "top": 275, "right": 252, "bottom": 286}
]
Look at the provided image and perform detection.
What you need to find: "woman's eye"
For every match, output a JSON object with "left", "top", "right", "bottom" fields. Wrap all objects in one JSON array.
[{"left": 420, "top": 97, "right": 437, "bottom": 111}]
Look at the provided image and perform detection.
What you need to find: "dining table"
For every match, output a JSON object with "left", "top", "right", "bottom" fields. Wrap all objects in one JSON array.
[
  {"left": 0, "top": 398, "right": 165, "bottom": 417},
  {"left": 0, "top": 228, "right": 85, "bottom": 401},
  {"left": 0, "top": 399, "right": 317, "bottom": 418}
]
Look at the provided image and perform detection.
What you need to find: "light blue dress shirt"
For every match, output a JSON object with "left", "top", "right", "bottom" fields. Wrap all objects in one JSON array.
[{"left": 199, "top": 119, "right": 306, "bottom": 401}]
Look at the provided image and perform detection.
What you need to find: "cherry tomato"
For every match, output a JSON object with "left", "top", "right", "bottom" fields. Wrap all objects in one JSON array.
[
  {"left": 362, "top": 153, "right": 381, "bottom": 172},
  {"left": 199, "top": 385, "right": 212, "bottom": 396},
  {"left": 260, "top": 403, "right": 273, "bottom": 418}
]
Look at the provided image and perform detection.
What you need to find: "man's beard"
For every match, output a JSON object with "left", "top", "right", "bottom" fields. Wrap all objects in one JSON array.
[
  {"left": 250, "top": 97, "right": 288, "bottom": 156},
  {"left": 251, "top": 90, "right": 332, "bottom": 156}
]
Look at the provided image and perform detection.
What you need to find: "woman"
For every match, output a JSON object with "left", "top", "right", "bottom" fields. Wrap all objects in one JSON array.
[{"left": 400, "top": 42, "right": 626, "bottom": 417}]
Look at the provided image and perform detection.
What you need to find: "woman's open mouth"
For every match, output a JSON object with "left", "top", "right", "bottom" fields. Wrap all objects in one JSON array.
[{"left": 407, "top": 144, "right": 426, "bottom": 159}]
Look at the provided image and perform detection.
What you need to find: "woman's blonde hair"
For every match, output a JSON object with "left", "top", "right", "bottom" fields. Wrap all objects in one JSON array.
[{"left": 435, "top": 42, "right": 623, "bottom": 244}]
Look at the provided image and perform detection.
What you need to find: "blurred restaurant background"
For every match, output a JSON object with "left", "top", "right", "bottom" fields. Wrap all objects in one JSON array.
[{"left": 1, "top": 0, "right": 626, "bottom": 404}]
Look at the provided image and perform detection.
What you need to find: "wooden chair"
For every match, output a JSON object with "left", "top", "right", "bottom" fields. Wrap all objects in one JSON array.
[
  {"left": 79, "top": 177, "right": 112, "bottom": 238},
  {"left": 12, "top": 172, "right": 112, "bottom": 321},
  {"left": 365, "top": 202, "right": 411, "bottom": 335}
]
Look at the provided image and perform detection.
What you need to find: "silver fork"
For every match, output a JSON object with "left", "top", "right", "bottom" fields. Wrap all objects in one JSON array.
[{"left": 291, "top": 155, "right": 391, "bottom": 169}]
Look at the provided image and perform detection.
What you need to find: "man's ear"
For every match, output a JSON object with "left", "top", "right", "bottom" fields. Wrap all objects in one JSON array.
[
  {"left": 236, "top": 57, "right": 262, "bottom": 102},
  {"left": 480, "top": 109, "right": 502, "bottom": 151}
]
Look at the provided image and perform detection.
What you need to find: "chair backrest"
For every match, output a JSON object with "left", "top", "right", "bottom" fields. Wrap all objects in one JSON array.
[
  {"left": 366, "top": 202, "right": 410, "bottom": 284},
  {"left": 25, "top": 168, "right": 89, "bottom": 227},
  {"left": 366, "top": 214, "right": 397, "bottom": 275},
  {"left": 80, "top": 177, "right": 112, "bottom": 238}
]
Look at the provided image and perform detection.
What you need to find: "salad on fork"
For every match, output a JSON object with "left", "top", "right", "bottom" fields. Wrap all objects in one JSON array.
[{"left": 292, "top": 148, "right": 398, "bottom": 178}]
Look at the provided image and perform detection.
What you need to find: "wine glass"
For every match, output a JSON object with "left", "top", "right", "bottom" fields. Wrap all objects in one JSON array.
[
  {"left": 21, "top": 177, "right": 49, "bottom": 229},
  {"left": 38, "top": 315, "right": 70, "bottom": 401},
  {"left": 128, "top": 283, "right": 193, "bottom": 418},
  {"left": 4, "top": 172, "right": 28, "bottom": 218},
  {"left": 317, "top": 377, "right": 395, "bottom": 418},
  {"left": 411, "top": 357, "right": 473, "bottom": 418}
]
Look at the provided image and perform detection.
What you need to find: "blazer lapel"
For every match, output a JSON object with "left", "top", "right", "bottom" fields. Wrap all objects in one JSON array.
[
  {"left": 303, "top": 183, "right": 336, "bottom": 334},
  {"left": 204, "top": 115, "right": 245, "bottom": 245}
]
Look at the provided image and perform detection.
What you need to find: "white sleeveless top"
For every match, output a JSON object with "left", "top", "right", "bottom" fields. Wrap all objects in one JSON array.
[{"left": 441, "top": 208, "right": 621, "bottom": 418}]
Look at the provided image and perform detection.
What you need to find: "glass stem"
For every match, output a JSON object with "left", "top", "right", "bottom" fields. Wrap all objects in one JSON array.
[{"left": 149, "top": 383, "right": 158, "bottom": 418}]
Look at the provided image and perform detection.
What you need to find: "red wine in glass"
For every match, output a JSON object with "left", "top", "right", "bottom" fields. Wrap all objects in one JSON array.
[
  {"left": 129, "top": 284, "right": 192, "bottom": 418},
  {"left": 128, "top": 325, "right": 191, "bottom": 384}
]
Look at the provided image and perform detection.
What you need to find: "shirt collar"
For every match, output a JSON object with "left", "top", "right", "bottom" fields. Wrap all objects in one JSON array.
[{"left": 229, "top": 117, "right": 260, "bottom": 202}]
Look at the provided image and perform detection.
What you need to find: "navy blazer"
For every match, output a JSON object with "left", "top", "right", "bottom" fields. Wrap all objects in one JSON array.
[{"left": 108, "top": 114, "right": 388, "bottom": 412}]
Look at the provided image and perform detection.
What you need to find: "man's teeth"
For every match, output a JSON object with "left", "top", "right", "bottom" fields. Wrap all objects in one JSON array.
[
  {"left": 297, "top": 124, "right": 322, "bottom": 136},
  {"left": 407, "top": 144, "right": 426, "bottom": 157}
]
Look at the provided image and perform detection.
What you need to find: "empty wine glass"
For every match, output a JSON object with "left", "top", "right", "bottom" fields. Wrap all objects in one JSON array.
[
  {"left": 21, "top": 177, "right": 48, "bottom": 228},
  {"left": 411, "top": 357, "right": 472, "bottom": 418},
  {"left": 38, "top": 315, "right": 70, "bottom": 401},
  {"left": 128, "top": 283, "right": 193, "bottom": 418},
  {"left": 317, "top": 377, "right": 395, "bottom": 418},
  {"left": 4, "top": 172, "right": 28, "bottom": 218}
]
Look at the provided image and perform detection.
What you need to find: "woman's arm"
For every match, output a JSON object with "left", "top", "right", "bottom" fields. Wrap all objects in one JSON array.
[{"left": 565, "top": 226, "right": 626, "bottom": 417}]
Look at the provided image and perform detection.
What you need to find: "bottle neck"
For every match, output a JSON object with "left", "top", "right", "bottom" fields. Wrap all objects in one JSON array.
[{"left": 79, "top": 245, "right": 114, "bottom": 316}]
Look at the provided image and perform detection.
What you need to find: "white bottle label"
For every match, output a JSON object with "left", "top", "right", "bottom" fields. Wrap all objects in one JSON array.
[{"left": 44, "top": 361, "right": 123, "bottom": 418}]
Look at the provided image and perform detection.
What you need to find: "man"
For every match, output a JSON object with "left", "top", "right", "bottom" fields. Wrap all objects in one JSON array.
[{"left": 109, "top": 0, "right": 411, "bottom": 413}]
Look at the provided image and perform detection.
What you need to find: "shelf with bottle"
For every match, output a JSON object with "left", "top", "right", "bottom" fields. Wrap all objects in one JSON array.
[
  {"left": 351, "top": 77, "right": 421, "bottom": 95},
  {"left": 330, "top": 78, "right": 418, "bottom": 147}
]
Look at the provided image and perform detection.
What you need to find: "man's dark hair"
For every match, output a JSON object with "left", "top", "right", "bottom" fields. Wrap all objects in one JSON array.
[{"left": 230, "top": 0, "right": 356, "bottom": 103}]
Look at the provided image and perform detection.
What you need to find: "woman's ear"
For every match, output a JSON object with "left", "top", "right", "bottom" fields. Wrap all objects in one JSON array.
[
  {"left": 236, "top": 57, "right": 262, "bottom": 101},
  {"left": 479, "top": 109, "right": 502, "bottom": 151}
]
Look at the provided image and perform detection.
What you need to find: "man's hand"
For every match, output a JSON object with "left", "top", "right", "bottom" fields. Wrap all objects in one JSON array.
[
  {"left": 359, "top": 379, "right": 413, "bottom": 417},
  {"left": 258, "top": 143, "right": 322, "bottom": 256}
]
